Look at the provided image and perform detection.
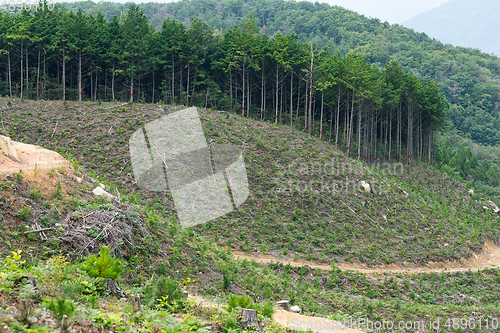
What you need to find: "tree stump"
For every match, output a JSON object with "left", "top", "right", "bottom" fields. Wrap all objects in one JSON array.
[
  {"left": 61, "top": 315, "right": 71, "bottom": 333},
  {"left": 131, "top": 295, "right": 141, "bottom": 312},
  {"left": 105, "top": 279, "right": 126, "bottom": 298},
  {"left": 16, "top": 276, "right": 38, "bottom": 289},
  {"left": 240, "top": 309, "right": 262, "bottom": 332},
  {"left": 276, "top": 300, "right": 290, "bottom": 311}
]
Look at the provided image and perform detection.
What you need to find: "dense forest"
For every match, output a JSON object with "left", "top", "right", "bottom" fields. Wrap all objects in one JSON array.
[
  {"left": 3, "top": 0, "right": 500, "bottom": 198},
  {"left": 0, "top": 3, "right": 448, "bottom": 164},
  {"left": 57, "top": 0, "right": 500, "bottom": 147}
]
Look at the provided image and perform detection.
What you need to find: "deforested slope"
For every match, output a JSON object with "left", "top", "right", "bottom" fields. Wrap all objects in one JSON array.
[{"left": 1, "top": 99, "right": 497, "bottom": 268}]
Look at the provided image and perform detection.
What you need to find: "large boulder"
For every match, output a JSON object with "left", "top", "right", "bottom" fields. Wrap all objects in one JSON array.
[{"left": 0, "top": 135, "right": 20, "bottom": 163}]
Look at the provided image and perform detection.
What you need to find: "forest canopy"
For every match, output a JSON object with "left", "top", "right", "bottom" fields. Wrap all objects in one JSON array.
[{"left": 0, "top": 3, "right": 448, "bottom": 165}]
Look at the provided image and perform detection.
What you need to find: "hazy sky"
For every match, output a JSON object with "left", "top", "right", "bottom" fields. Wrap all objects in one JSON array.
[{"left": 323, "top": 0, "right": 450, "bottom": 24}]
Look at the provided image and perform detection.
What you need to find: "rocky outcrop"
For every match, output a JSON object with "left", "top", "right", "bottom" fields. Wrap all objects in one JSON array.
[{"left": 0, "top": 135, "right": 20, "bottom": 163}]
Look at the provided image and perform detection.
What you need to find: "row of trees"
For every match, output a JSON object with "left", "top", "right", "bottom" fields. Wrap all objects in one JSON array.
[{"left": 0, "top": 4, "right": 447, "bottom": 161}]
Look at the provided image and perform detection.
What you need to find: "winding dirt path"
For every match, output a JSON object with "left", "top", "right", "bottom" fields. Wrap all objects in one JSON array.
[
  {"left": 232, "top": 241, "right": 500, "bottom": 276},
  {"left": 190, "top": 295, "right": 362, "bottom": 333}
]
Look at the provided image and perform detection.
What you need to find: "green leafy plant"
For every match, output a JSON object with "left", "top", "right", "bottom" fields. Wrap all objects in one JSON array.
[
  {"left": 144, "top": 276, "right": 185, "bottom": 309},
  {"left": 42, "top": 297, "right": 75, "bottom": 321},
  {"left": 29, "top": 185, "right": 42, "bottom": 200},
  {"left": 226, "top": 294, "right": 275, "bottom": 319},
  {"left": 14, "top": 169, "right": 24, "bottom": 182},
  {"left": 82, "top": 245, "right": 125, "bottom": 280},
  {"left": 15, "top": 207, "right": 31, "bottom": 221},
  {"left": 52, "top": 181, "right": 63, "bottom": 199}
]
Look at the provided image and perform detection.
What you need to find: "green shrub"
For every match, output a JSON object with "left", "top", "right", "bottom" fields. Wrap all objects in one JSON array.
[
  {"left": 42, "top": 297, "right": 75, "bottom": 321},
  {"left": 82, "top": 245, "right": 125, "bottom": 280},
  {"left": 29, "top": 186, "right": 42, "bottom": 200},
  {"left": 226, "top": 294, "right": 275, "bottom": 319},
  {"left": 144, "top": 276, "right": 185, "bottom": 309},
  {"left": 15, "top": 207, "right": 31, "bottom": 221}
]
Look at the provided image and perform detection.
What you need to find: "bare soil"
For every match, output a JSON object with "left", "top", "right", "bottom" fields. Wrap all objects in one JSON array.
[{"left": 0, "top": 140, "right": 70, "bottom": 174}]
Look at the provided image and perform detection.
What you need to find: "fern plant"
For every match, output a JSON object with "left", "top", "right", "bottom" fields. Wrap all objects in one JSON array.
[{"left": 82, "top": 245, "right": 124, "bottom": 281}]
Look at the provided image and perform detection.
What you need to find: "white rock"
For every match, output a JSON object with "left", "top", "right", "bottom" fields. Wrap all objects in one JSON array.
[
  {"left": 359, "top": 181, "right": 371, "bottom": 193},
  {"left": 0, "top": 135, "right": 20, "bottom": 163},
  {"left": 75, "top": 177, "right": 82, "bottom": 184},
  {"left": 290, "top": 305, "right": 301, "bottom": 313},
  {"left": 99, "top": 183, "right": 105, "bottom": 189},
  {"left": 276, "top": 300, "right": 290, "bottom": 311},
  {"left": 468, "top": 189, "right": 475, "bottom": 195},
  {"left": 92, "top": 186, "right": 115, "bottom": 201},
  {"left": 484, "top": 200, "right": 500, "bottom": 214}
]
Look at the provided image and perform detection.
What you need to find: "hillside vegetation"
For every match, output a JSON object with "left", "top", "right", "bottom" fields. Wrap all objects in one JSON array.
[
  {"left": 2, "top": 100, "right": 500, "bottom": 331},
  {"left": 1, "top": 99, "right": 496, "bottom": 265},
  {"left": 4, "top": 0, "right": 500, "bottom": 200}
]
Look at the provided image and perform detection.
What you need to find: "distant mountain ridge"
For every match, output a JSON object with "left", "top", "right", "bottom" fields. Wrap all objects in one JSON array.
[{"left": 403, "top": 0, "right": 500, "bottom": 56}]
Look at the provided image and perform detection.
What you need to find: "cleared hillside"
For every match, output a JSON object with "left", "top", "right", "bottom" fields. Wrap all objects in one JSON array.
[
  {"left": 2, "top": 99, "right": 500, "bottom": 331},
  {"left": 1, "top": 98, "right": 497, "bottom": 267}
]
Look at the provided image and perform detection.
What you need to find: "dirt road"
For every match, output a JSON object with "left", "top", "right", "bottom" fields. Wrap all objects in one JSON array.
[
  {"left": 190, "top": 295, "right": 362, "bottom": 333},
  {"left": 232, "top": 241, "right": 500, "bottom": 276}
]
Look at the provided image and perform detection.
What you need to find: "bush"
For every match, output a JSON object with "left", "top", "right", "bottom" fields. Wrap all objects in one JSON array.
[
  {"left": 226, "top": 294, "right": 275, "bottom": 319},
  {"left": 43, "top": 297, "right": 75, "bottom": 321},
  {"left": 144, "top": 276, "right": 185, "bottom": 309},
  {"left": 15, "top": 207, "right": 31, "bottom": 221},
  {"left": 82, "top": 245, "right": 125, "bottom": 280}
]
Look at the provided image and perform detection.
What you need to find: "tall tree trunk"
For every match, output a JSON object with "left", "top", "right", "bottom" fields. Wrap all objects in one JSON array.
[
  {"left": 26, "top": 43, "right": 28, "bottom": 99},
  {"left": 171, "top": 57, "right": 175, "bottom": 104},
  {"left": 388, "top": 110, "right": 392, "bottom": 160},
  {"left": 308, "top": 44, "right": 313, "bottom": 136},
  {"left": 8, "top": 46, "right": 12, "bottom": 98},
  {"left": 275, "top": 63, "right": 278, "bottom": 123},
  {"left": 304, "top": 80, "right": 308, "bottom": 130},
  {"left": 335, "top": 84, "right": 340, "bottom": 147},
  {"left": 62, "top": 47, "right": 66, "bottom": 101},
  {"left": 346, "top": 93, "right": 355, "bottom": 156},
  {"left": 78, "top": 48, "right": 82, "bottom": 101},
  {"left": 95, "top": 68, "right": 98, "bottom": 101},
  {"left": 319, "top": 90, "right": 324, "bottom": 139},
  {"left": 130, "top": 67, "right": 134, "bottom": 103},
  {"left": 290, "top": 70, "right": 293, "bottom": 126},
  {"left": 36, "top": 45, "right": 41, "bottom": 100},
  {"left": 247, "top": 67, "right": 250, "bottom": 117},
  {"left": 20, "top": 41, "right": 23, "bottom": 98},
  {"left": 357, "top": 103, "right": 362, "bottom": 158},
  {"left": 230, "top": 69, "right": 233, "bottom": 112},
  {"left": 242, "top": 64, "right": 245, "bottom": 116},
  {"left": 261, "top": 62, "right": 264, "bottom": 120},
  {"left": 112, "top": 61, "right": 115, "bottom": 101},
  {"left": 428, "top": 130, "right": 432, "bottom": 163}
]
